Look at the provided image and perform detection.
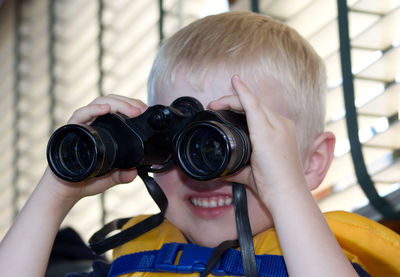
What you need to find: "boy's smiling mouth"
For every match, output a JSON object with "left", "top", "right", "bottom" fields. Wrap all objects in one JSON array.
[
  {"left": 189, "top": 195, "right": 233, "bottom": 208},
  {"left": 179, "top": 174, "right": 235, "bottom": 218},
  {"left": 187, "top": 194, "right": 234, "bottom": 219}
]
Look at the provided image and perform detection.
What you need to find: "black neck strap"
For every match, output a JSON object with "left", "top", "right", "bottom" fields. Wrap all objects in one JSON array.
[
  {"left": 201, "top": 183, "right": 258, "bottom": 277},
  {"left": 232, "top": 182, "right": 258, "bottom": 277},
  {"left": 89, "top": 167, "right": 167, "bottom": 254}
]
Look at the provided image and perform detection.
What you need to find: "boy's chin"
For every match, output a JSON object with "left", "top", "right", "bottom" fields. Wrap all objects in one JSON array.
[
  {"left": 181, "top": 212, "right": 274, "bottom": 248},
  {"left": 182, "top": 221, "right": 239, "bottom": 248},
  {"left": 188, "top": 232, "right": 238, "bottom": 248}
]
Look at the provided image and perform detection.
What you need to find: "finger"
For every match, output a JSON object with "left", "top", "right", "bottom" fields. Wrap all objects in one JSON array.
[
  {"left": 103, "top": 94, "right": 147, "bottom": 113},
  {"left": 207, "top": 95, "right": 245, "bottom": 114},
  {"left": 68, "top": 103, "right": 110, "bottom": 124},
  {"left": 230, "top": 75, "right": 275, "bottom": 127},
  {"left": 220, "top": 166, "right": 258, "bottom": 193},
  {"left": 69, "top": 94, "right": 148, "bottom": 124},
  {"left": 89, "top": 96, "right": 146, "bottom": 118},
  {"left": 80, "top": 168, "right": 137, "bottom": 197}
]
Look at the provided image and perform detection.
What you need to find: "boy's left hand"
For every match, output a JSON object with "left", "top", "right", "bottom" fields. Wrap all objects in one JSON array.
[{"left": 208, "top": 75, "right": 306, "bottom": 208}]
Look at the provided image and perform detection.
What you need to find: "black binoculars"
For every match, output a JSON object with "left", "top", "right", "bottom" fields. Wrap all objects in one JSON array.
[{"left": 47, "top": 96, "right": 251, "bottom": 182}]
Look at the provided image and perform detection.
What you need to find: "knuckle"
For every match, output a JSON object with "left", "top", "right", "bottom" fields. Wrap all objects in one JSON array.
[
  {"left": 136, "top": 99, "right": 146, "bottom": 106},
  {"left": 90, "top": 96, "right": 106, "bottom": 104},
  {"left": 250, "top": 99, "right": 262, "bottom": 111},
  {"left": 70, "top": 108, "right": 82, "bottom": 119}
]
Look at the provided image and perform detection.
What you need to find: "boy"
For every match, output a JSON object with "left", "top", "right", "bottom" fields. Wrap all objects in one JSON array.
[{"left": 1, "top": 11, "right": 395, "bottom": 277}]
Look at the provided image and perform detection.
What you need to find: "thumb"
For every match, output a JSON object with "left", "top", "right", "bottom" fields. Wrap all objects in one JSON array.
[
  {"left": 109, "top": 168, "right": 138, "bottom": 186},
  {"left": 220, "top": 166, "right": 258, "bottom": 194}
]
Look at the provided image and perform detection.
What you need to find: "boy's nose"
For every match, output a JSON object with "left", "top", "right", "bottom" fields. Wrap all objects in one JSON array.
[{"left": 184, "top": 177, "right": 230, "bottom": 191}]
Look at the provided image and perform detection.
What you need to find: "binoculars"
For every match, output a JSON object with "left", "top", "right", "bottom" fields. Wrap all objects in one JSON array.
[{"left": 47, "top": 96, "right": 251, "bottom": 182}]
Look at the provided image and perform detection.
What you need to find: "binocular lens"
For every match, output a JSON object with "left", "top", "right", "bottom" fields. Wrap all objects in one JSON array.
[
  {"left": 58, "top": 131, "right": 95, "bottom": 176},
  {"left": 185, "top": 127, "right": 227, "bottom": 175},
  {"left": 177, "top": 123, "right": 232, "bottom": 180},
  {"left": 47, "top": 125, "right": 106, "bottom": 182}
]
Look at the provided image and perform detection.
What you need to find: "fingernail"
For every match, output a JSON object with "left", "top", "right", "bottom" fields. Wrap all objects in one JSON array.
[{"left": 233, "top": 74, "right": 241, "bottom": 82}]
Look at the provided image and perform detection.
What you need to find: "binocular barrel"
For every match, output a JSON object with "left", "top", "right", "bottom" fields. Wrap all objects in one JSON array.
[{"left": 176, "top": 119, "right": 250, "bottom": 180}]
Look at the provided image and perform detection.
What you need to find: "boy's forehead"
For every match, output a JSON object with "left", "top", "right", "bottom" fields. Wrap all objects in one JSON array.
[
  {"left": 153, "top": 65, "right": 292, "bottom": 120},
  {"left": 154, "top": 65, "right": 235, "bottom": 107}
]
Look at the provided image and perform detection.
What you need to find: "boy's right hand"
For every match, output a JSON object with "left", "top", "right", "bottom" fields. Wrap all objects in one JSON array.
[
  {"left": 0, "top": 94, "right": 148, "bottom": 277},
  {"left": 43, "top": 94, "right": 147, "bottom": 204}
]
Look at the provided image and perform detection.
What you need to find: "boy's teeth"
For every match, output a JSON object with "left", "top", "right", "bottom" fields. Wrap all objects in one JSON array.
[{"left": 190, "top": 196, "right": 233, "bottom": 208}]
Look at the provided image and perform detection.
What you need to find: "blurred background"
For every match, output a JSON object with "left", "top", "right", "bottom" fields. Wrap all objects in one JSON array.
[{"left": 0, "top": 0, "right": 399, "bottom": 245}]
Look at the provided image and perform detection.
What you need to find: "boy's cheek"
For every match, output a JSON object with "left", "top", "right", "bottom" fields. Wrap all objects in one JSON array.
[
  {"left": 153, "top": 168, "right": 208, "bottom": 197},
  {"left": 155, "top": 167, "right": 252, "bottom": 196},
  {"left": 153, "top": 169, "right": 181, "bottom": 194}
]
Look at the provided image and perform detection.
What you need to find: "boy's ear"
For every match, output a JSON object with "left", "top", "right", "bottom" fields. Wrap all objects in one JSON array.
[{"left": 304, "top": 131, "right": 336, "bottom": 191}]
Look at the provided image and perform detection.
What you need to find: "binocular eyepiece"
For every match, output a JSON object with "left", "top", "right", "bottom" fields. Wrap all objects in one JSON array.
[{"left": 47, "top": 96, "right": 251, "bottom": 182}]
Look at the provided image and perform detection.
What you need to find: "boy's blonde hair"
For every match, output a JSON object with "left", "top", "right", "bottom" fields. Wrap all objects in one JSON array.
[{"left": 148, "top": 11, "right": 327, "bottom": 159}]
